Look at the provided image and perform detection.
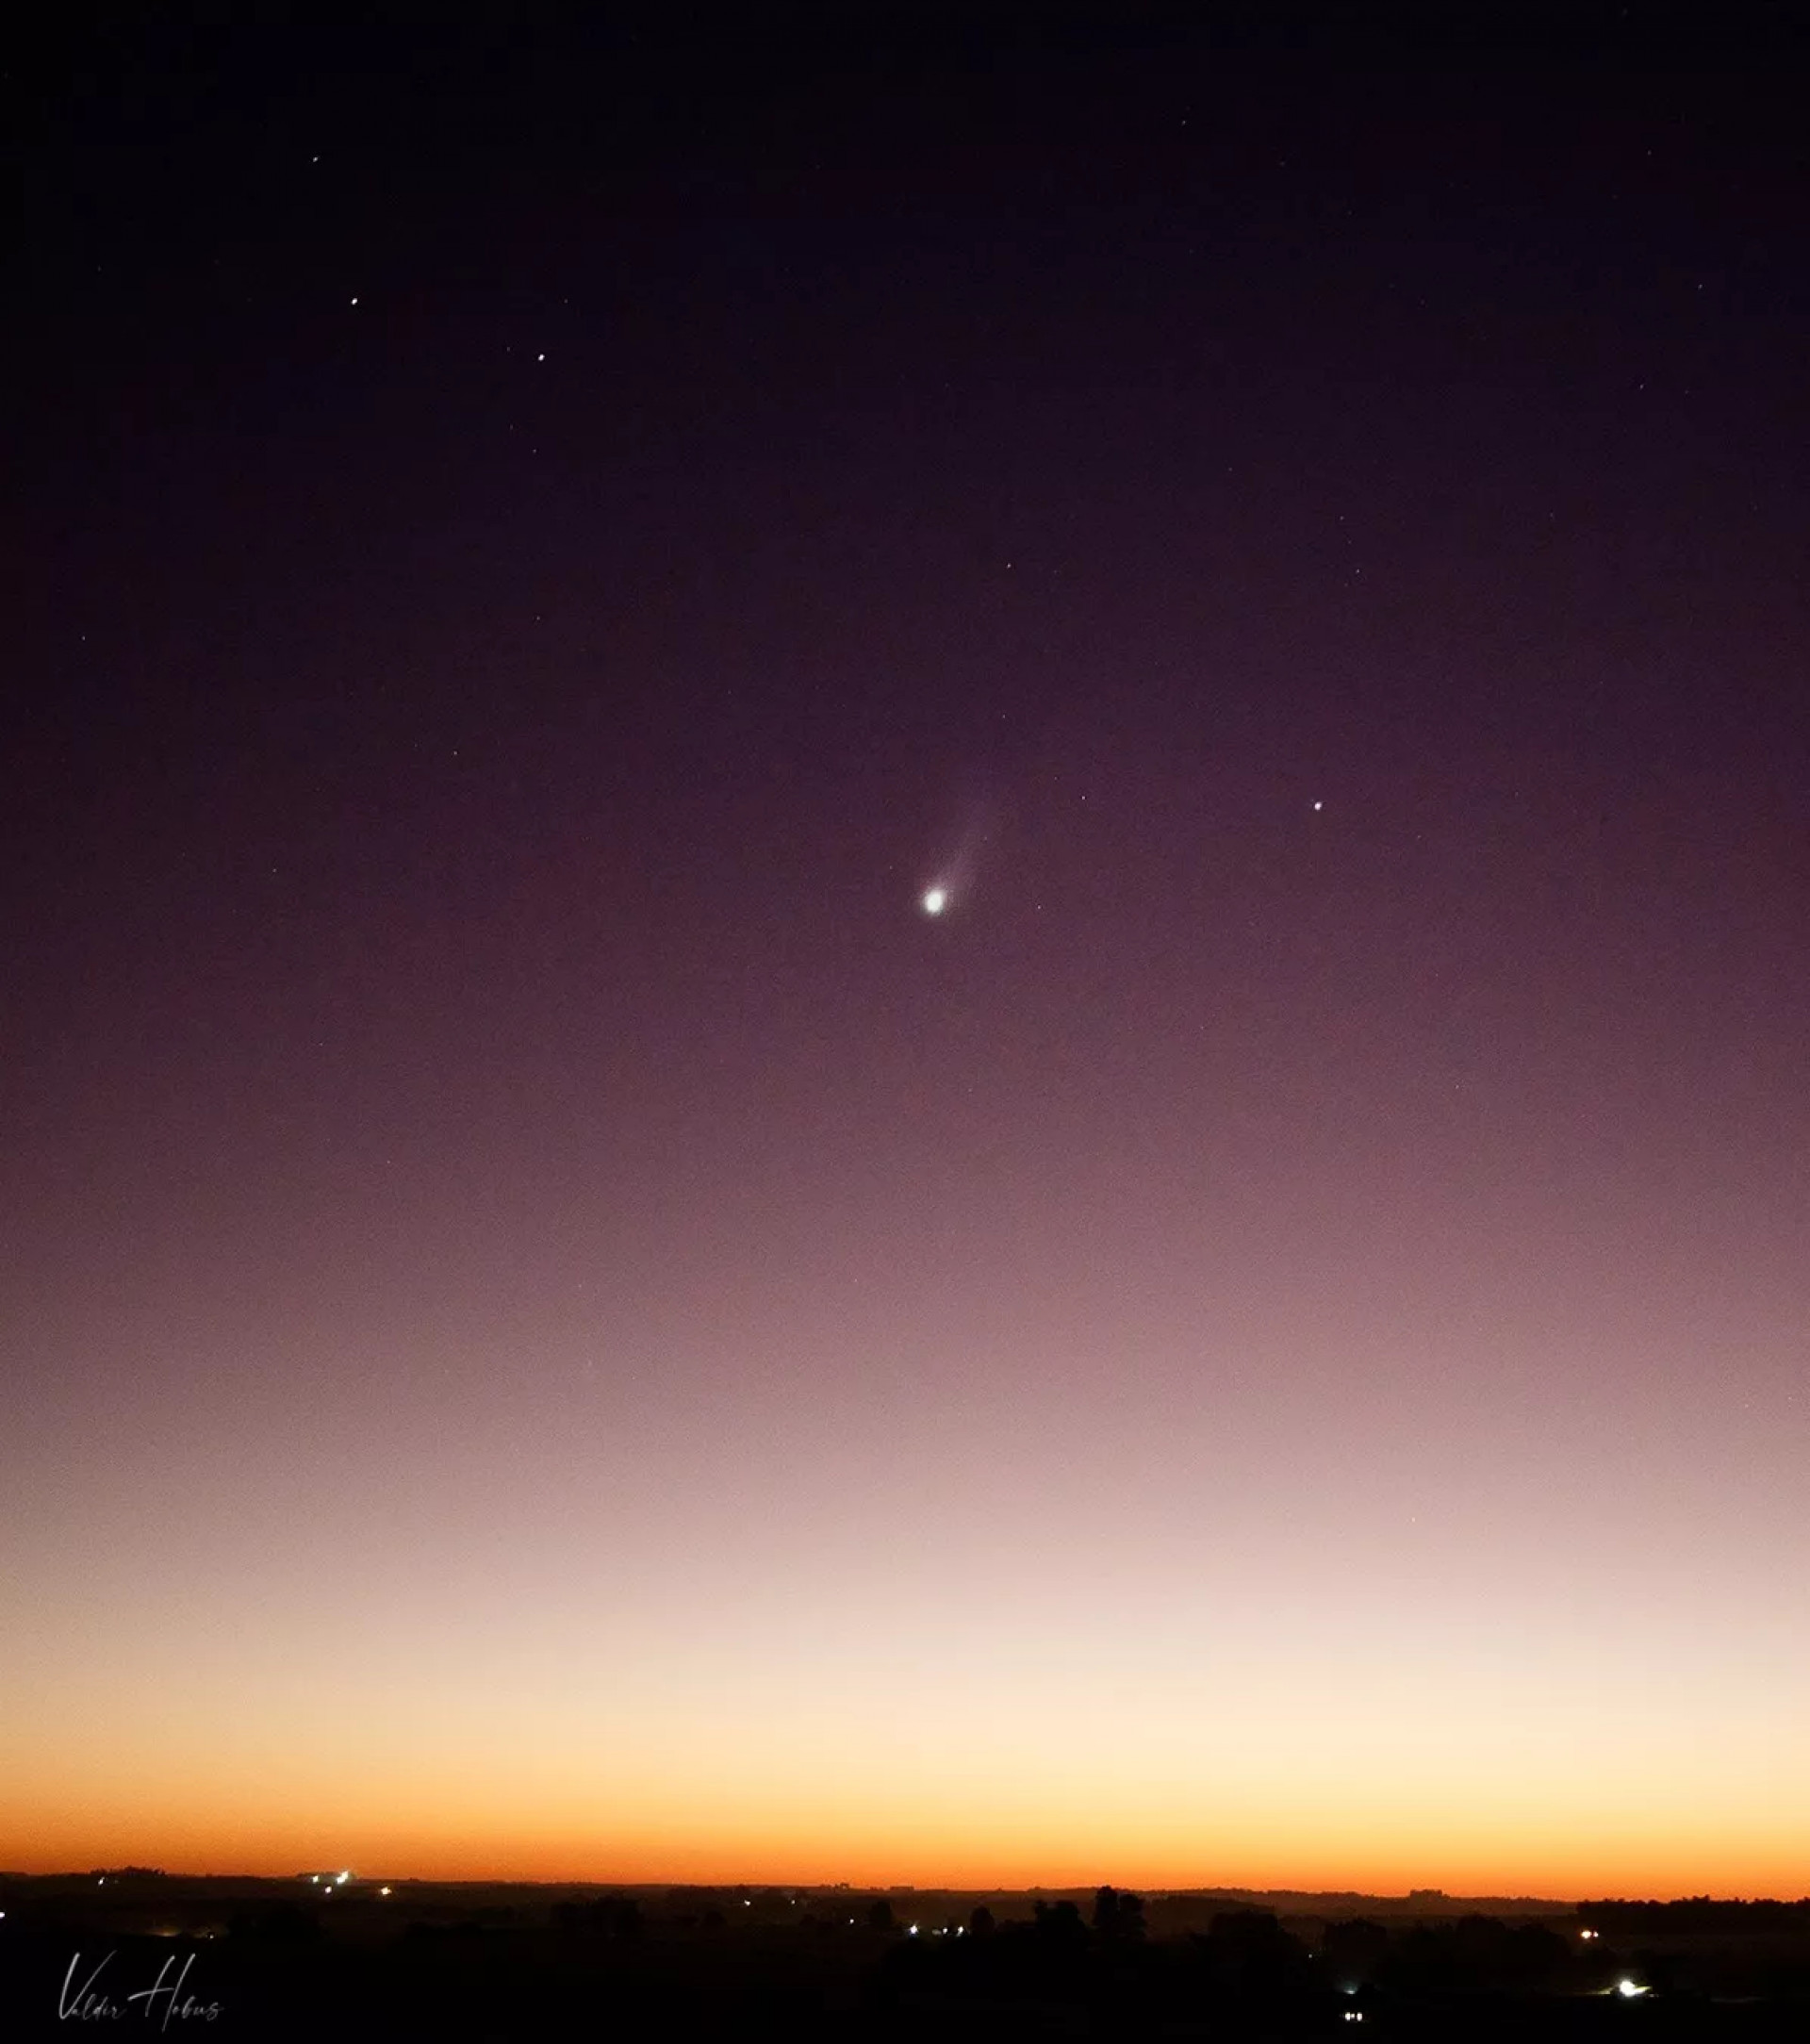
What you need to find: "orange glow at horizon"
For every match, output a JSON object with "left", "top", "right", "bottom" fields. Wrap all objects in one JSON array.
[
  {"left": 10, "top": 1802, "right": 1807, "bottom": 1904},
  {"left": 7, "top": 1309, "right": 1808, "bottom": 1903},
  {"left": 9, "top": 1579, "right": 1807, "bottom": 1899}
]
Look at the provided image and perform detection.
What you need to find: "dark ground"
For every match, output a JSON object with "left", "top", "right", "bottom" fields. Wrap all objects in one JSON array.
[{"left": 5, "top": 1875, "right": 1809, "bottom": 2038}]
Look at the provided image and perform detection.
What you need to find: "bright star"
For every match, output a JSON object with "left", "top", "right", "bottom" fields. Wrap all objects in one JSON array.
[{"left": 922, "top": 887, "right": 946, "bottom": 916}]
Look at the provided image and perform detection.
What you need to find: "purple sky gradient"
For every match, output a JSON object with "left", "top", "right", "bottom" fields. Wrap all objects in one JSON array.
[{"left": 3, "top": 15, "right": 1806, "bottom": 1890}]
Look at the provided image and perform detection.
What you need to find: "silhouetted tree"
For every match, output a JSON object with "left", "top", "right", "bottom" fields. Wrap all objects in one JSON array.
[
  {"left": 1206, "top": 1909, "right": 1309, "bottom": 1995},
  {"left": 1322, "top": 1916, "right": 1389, "bottom": 1986},
  {"left": 1094, "top": 1886, "right": 1146, "bottom": 1939},
  {"left": 1505, "top": 1920, "right": 1571, "bottom": 1987},
  {"left": 553, "top": 1895, "right": 641, "bottom": 1937},
  {"left": 1031, "top": 1899, "right": 1088, "bottom": 1953},
  {"left": 969, "top": 1904, "right": 996, "bottom": 1937},
  {"left": 866, "top": 1898, "right": 895, "bottom": 1933},
  {"left": 1453, "top": 1913, "right": 1508, "bottom": 1966},
  {"left": 1380, "top": 1922, "right": 1454, "bottom": 1994}
]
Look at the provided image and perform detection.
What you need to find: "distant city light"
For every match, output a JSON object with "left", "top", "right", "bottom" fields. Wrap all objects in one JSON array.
[
  {"left": 1617, "top": 1979, "right": 1648, "bottom": 1999},
  {"left": 379, "top": 1887, "right": 391, "bottom": 1898},
  {"left": 908, "top": 1923, "right": 918, "bottom": 1936},
  {"left": 1580, "top": 1927, "right": 1598, "bottom": 1940},
  {"left": 337, "top": 1871, "right": 350, "bottom": 1886}
]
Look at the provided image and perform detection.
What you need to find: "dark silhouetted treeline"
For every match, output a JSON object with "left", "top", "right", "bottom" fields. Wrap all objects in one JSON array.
[
  {"left": 1583, "top": 1899, "right": 1810, "bottom": 1935},
  {"left": 6, "top": 1874, "right": 1810, "bottom": 2038}
]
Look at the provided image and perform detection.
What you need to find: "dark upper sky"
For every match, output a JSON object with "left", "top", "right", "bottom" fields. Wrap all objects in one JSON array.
[{"left": 4, "top": 9, "right": 1807, "bottom": 1888}]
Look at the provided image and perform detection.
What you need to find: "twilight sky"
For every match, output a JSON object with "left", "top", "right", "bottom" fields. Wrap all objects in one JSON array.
[{"left": 4, "top": 13, "right": 1807, "bottom": 1895}]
